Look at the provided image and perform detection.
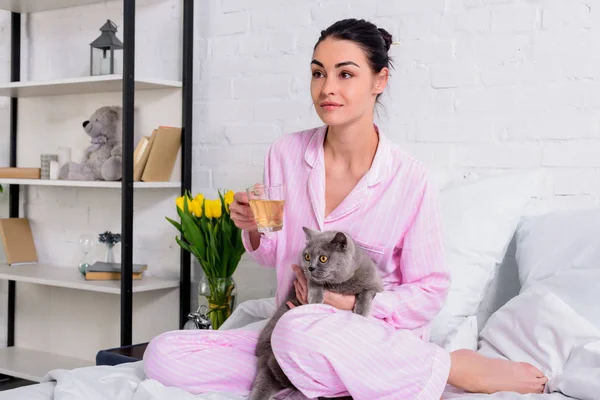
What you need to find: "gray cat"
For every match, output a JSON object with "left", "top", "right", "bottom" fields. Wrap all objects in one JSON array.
[{"left": 248, "top": 227, "right": 384, "bottom": 400}]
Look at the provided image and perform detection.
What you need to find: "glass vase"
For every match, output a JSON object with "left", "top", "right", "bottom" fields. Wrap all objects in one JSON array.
[
  {"left": 197, "top": 274, "right": 237, "bottom": 330},
  {"left": 104, "top": 244, "right": 115, "bottom": 264}
]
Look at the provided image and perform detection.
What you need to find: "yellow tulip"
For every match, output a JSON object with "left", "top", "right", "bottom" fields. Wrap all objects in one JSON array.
[
  {"left": 194, "top": 193, "right": 205, "bottom": 205},
  {"left": 224, "top": 190, "right": 234, "bottom": 203},
  {"left": 190, "top": 199, "right": 203, "bottom": 217},
  {"left": 204, "top": 199, "right": 222, "bottom": 219},
  {"left": 176, "top": 195, "right": 192, "bottom": 212}
]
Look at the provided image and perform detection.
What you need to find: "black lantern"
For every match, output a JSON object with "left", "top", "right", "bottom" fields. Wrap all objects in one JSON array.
[{"left": 90, "top": 20, "right": 123, "bottom": 76}]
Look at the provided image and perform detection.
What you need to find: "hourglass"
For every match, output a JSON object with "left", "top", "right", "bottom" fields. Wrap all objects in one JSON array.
[{"left": 78, "top": 234, "right": 95, "bottom": 274}]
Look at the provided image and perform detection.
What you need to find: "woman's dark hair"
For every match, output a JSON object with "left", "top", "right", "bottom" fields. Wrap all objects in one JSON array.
[{"left": 314, "top": 18, "right": 394, "bottom": 75}]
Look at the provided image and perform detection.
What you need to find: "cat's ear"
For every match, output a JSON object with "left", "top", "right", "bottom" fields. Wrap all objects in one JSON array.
[
  {"left": 330, "top": 232, "right": 347, "bottom": 251},
  {"left": 302, "top": 226, "right": 317, "bottom": 241}
]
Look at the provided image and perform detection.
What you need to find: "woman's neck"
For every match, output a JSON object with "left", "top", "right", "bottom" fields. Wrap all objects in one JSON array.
[{"left": 323, "top": 117, "right": 379, "bottom": 172}]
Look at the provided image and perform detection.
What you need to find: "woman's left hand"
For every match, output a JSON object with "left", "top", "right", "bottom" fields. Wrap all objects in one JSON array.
[{"left": 287, "top": 264, "right": 356, "bottom": 311}]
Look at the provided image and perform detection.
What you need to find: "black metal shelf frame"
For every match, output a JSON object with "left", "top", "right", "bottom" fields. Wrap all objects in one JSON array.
[{"left": 6, "top": 0, "right": 194, "bottom": 349}]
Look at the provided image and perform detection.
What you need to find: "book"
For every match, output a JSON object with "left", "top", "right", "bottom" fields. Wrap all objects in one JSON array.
[
  {"left": 141, "top": 126, "right": 182, "bottom": 182},
  {"left": 0, "top": 218, "right": 38, "bottom": 265},
  {"left": 133, "top": 131, "right": 156, "bottom": 182},
  {"left": 85, "top": 261, "right": 148, "bottom": 281},
  {"left": 87, "top": 261, "right": 147, "bottom": 273},
  {"left": 0, "top": 168, "right": 41, "bottom": 179},
  {"left": 85, "top": 271, "right": 144, "bottom": 281}
]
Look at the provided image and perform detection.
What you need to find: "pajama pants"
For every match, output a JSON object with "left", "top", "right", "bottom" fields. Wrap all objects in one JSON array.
[{"left": 143, "top": 304, "right": 451, "bottom": 400}]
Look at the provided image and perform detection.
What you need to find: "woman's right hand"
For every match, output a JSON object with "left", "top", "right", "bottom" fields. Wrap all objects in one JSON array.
[{"left": 229, "top": 190, "right": 258, "bottom": 232}]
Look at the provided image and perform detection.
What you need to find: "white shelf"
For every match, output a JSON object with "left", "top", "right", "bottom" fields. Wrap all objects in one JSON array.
[
  {"left": 0, "top": 178, "right": 180, "bottom": 189},
  {"left": 0, "top": 347, "right": 92, "bottom": 382},
  {"left": 0, "top": 75, "right": 182, "bottom": 98},
  {"left": 0, "top": 0, "right": 110, "bottom": 13},
  {"left": 0, "top": 264, "right": 180, "bottom": 294}
]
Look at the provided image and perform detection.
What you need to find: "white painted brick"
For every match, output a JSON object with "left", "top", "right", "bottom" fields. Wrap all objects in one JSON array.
[
  {"left": 491, "top": 4, "right": 540, "bottom": 33},
  {"left": 213, "top": 11, "right": 249, "bottom": 36},
  {"left": 208, "top": 36, "right": 239, "bottom": 57},
  {"left": 225, "top": 123, "right": 281, "bottom": 144},
  {"left": 532, "top": 31, "right": 600, "bottom": 62},
  {"left": 400, "top": 13, "right": 446, "bottom": 41},
  {"left": 250, "top": 145, "right": 270, "bottom": 166},
  {"left": 542, "top": 140, "right": 600, "bottom": 167},
  {"left": 395, "top": 40, "right": 454, "bottom": 66},
  {"left": 254, "top": 100, "right": 313, "bottom": 122},
  {"left": 233, "top": 75, "right": 293, "bottom": 99},
  {"left": 310, "top": 1, "right": 352, "bottom": 25},
  {"left": 392, "top": 87, "right": 455, "bottom": 117},
  {"left": 399, "top": 143, "right": 456, "bottom": 168},
  {"left": 348, "top": 1, "right": 379, "bottom": 19},
  {"left": 480, "top": 62, "right": 561, "bottom": 86},
  {"left": 212, "top": 165, "right": 264, "bottom": 190},
  {"left": 267, "top": 33, "right": 296, "bottom": 55},
  {"left": 456, "top": 143, "right": 540, "bottom": 168},
  {"left": 501, "top": 112, "right": 600, "bottom": 140},
  {"left": 456, "top": 8, "right": 492, "bottom": 33},
  {"left": 474, "top": 34, "right": 532, "bottom": 64},
  {"left": 195, "top": 100, "right": 255, "bottom": 125},
  {"left": 454, "top": 87, "right": 519, "bottom": 113},
  {"left": 245, "top": 54, "right": 308, "bottom": 77},
  {"left": 541, "top": 2, "right": 594, "bottom": 30},
  {"left": 562, "top": 57, "right": 600, "bottom": 82},
  {"left": 376, "top": 0, "right": 445, "bottom": 15},
  {"left": 415, "top": 117, "right": 495, "bottom": 142},
  {"left": 196, "top": 146, "right": 250, "bottom": 166},
  {"left": 191, "top": 168, "right": 213, "bottom": 189},
  {"left": 430, "top": 62, "right": 480, "bottom": 89},
  {"left": 391, "top": 64, "right": 431, "bottom": 87},
  {"left": 238, "top": 34, "right": 268, "bottom": 56},
  {"left": 543, "top": 168, "right": 600, "bottom": 196},
  {"left": 251, "top": 6, "right": 312, "bottom": 31},
  {"left": 194, "top": 78, "right": 233, "bottom": 100},
  {"left": 295, "top": 26, "right": 322, "bottom": 51}
]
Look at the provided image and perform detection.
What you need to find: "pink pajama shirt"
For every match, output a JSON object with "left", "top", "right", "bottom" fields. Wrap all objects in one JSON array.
[{"left": 144, "top": 126, "right": 452, "bottom": 399}]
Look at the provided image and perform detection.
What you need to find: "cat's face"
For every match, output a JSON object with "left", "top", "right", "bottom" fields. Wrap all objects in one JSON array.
[{"left": 301, "top": 227, "right": 356, "bottom": 284}]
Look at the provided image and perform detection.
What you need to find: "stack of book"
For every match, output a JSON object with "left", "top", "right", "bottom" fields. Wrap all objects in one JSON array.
[
  {"left": 133, "top": 125, "right": 182, "bottom": 182},
  {"left": 85, "top": 261, "right": 148, "bottom": 281}
]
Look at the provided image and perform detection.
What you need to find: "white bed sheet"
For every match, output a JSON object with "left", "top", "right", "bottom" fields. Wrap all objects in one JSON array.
[{"left": 0, "top": 298, "right": 577, "bottom": 400}]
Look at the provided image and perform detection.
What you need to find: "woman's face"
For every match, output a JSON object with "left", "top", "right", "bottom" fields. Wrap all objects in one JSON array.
[{"left": 310, "top": 37, "right": 388, "bottom": 127}]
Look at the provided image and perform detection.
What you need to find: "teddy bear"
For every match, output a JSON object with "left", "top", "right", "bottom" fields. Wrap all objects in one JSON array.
[{"left": 59, "top": 105, "right": 122, "bottom": 181}]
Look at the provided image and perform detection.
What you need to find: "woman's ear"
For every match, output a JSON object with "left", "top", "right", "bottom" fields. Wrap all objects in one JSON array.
[{"left": 373, "top": 67, "right": 389, "bottom": 95}]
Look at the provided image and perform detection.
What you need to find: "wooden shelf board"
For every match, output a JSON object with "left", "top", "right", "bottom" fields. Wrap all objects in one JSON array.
[
  {"left": 0, "top": 178, "right": 180, "bottom": 189},
  {"left": 0, "top": 0, "right": 111, "bottom": 13},
  {"left": 0, "top": 347, "right": 92, "bottom": 382},
  {"left": 0, "top": 264, "right": 180, "bottom": 294},
  {"left": 0, "top": 75, "right": 181, "bottom": 98}
]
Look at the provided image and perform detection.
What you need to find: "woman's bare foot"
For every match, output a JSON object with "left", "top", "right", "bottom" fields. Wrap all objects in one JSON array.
[{"left": 448, "top": 350, "right": 548, "bottom": 394}]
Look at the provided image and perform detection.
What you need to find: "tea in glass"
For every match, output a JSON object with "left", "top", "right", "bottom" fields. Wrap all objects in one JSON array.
[{"left": 246, "top": 184, "right": 285, "bottom": 233}]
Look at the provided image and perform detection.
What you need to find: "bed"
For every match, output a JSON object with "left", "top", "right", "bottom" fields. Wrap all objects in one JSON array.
[{"left": 2, "top": 173, "right": 599, "bottom": 400}]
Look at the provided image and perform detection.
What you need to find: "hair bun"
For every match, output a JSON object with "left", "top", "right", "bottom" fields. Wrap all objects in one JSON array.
[{"left": 377, "top": 28, "right": 393, "bottom": 52}]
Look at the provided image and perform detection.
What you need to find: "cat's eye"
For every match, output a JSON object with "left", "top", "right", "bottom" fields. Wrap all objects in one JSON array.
[
  {"left": 319, "top": 255, "right": 328, "bottom": 263},
  {"left": 304, "top": 254, "right": 310, "bottom": 261}
]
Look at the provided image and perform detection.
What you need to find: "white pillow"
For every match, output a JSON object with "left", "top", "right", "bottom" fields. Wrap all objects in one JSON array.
[
  {"left": 515, "top": 207, "right": 600, "bottom": 292},
  {"left": 429, "top": 171, "right": 538, "bottom": 347},
  {"left": 477, "top": 268, "right": 600, "bottom": 400}
]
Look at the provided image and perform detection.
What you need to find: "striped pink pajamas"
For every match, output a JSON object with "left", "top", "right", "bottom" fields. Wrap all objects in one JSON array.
[{"left": 144, "top": 126, "right": 452, "bottom": 399}]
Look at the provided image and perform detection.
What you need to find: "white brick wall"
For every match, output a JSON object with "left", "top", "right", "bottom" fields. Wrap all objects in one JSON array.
[{"left": 0, "top": 0, "right": 599, "bottom": 357}]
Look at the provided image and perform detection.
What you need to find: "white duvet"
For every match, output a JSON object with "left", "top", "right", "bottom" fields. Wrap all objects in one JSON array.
[{"left": 2, "top": 281, "right": 597, "bottom": 400}]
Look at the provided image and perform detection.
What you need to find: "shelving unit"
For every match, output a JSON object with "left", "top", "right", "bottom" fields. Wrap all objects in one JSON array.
[
  {"left": 0, "top": 347, "right": 91, "bottom": 382},
  {"left": 1, "top": 0, "right": 194, "bottom": 380},
  {"left": 0, "top": 75, "right": 182, "bottom": 98},
  {"left": 0, "top": 178, "right": 181, "bottom": 189}
]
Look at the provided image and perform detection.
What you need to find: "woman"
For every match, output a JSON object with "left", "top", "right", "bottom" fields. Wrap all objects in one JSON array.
[{"left": 144, "top": 19, "right": 548, "bottom": 399}]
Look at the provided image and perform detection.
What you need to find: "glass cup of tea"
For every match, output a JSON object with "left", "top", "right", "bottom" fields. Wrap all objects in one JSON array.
[{"left": 246, "top": 184, "right": 285, "bottom": 233}]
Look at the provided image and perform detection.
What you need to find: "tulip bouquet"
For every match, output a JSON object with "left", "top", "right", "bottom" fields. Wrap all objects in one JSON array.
[{"left": 166, "top": 189, "right": 245, "bottom": 329}]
